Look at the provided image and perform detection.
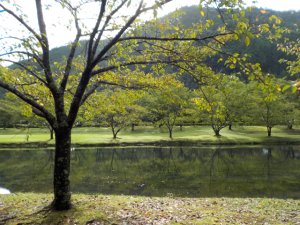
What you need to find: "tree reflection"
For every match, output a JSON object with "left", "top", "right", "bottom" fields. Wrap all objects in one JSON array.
[{"left": 0, "top": 146, "right": 299, "bottom": 198}]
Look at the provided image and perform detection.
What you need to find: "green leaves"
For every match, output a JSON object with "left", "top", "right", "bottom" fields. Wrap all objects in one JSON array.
[{"left": 244, "top": 35, "right": 251, "bottom": 46}]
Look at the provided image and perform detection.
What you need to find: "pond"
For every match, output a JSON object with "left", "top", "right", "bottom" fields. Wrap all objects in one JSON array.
[{"left": 0, "top": 146, "right": 299, "bottom": 199}]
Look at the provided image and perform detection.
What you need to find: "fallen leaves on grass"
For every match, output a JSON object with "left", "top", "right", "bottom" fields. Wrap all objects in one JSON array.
[{"left": 1, "top": 194, "right": 299, "bottom": 225}]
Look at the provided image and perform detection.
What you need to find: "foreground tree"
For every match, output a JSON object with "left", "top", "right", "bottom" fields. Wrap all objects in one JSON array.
[
  {"left": 0, "top": 0, "right": 275, "bottom": 210},
  {"left": 0, "top": 0, "right": 205, "bottom": 210}
]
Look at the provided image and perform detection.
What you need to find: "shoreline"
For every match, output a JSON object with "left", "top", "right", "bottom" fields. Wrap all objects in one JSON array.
[{"left": 0, "top": 138, "right": 300, "bottom": 149}]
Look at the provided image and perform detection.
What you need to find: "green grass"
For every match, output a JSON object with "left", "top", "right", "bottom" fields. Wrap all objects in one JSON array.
[
  {"left": 0, "top": 125, "right": 300, "bottom": 146},
  {"left": 0, "top": 193, "right": 299, "bottom": 224}
]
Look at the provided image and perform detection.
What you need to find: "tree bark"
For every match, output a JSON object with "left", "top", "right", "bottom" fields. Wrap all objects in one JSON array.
[
  {"left": 228, "top": 124, "right": 232, "bottom": 130},
  {"left": 131, "top": 123, "right": 135, "bottom": 131},
  {"left": 52, "top": 127, "right": 72, "bottom": 210}
]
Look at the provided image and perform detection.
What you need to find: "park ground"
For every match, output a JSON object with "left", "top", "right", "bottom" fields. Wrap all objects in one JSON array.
[
  {"left": 0, "top": 125, "right": 300, "bottom": 147},
  {"left": 0, "top": 193, "right": 299, "bottom": 224},
  {"left": 1, "top": 126, "right": 299, "bottom": 224}
]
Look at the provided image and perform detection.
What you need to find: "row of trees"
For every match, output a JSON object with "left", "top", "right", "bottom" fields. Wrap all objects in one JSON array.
[
  {"left": 3, "top": 72, "right": 297, "bottom": 139},
  {"left": 84, "top": 74, "right": 299, "bottom": 138}
]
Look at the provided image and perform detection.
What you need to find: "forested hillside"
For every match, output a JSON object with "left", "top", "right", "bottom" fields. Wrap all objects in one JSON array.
[{"left": 43, "top": 6, "right": 300, "bottom": 79}]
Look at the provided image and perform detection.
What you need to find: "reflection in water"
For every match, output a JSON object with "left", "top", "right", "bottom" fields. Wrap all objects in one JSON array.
[
  {"left": 0, "top": 187, "right": 10, "bottom": 194},
  {"left": 0, "top": 146, "right": 299, "bottom": 199}
]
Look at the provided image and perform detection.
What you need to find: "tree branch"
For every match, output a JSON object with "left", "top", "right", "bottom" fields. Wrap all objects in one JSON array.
[
  {"left": 90, "top": 0, "right": 144, "bottom": 69},
  {"left": 60, "top": 9, "right": 82, "bottom": 92},
  {"left": 35, "top": 0, "right": 54, "bottom": 87},
  {"left": 91, "top": 0, "right": 129, "bottom": 58},
  {"left": 0, "top": 80, "right": 55, "bottom": 125},
  {"left": 0, "top": 4, "right": 42, "bottom": 44},
  {"left": 0, "top": 51, "right": 43, "bottom": 67},
  {"left": 118, "top": 32, "right": 233, "bottom": 42},
  {"left": 87, "top": 0, "right": 107, "bottom": 64},
  {"left": 91, "top": 59, "right": 196, "bottom": 77},
  {"left": 0, "top": 59, "right": 47, "bottom": 85}
]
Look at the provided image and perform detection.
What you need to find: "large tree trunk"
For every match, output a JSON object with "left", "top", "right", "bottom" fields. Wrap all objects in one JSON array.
[{"left": 52, "top": 127, "right": 72, "bottom": 210}]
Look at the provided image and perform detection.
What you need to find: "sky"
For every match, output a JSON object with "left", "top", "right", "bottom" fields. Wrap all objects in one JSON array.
[{"left": 0, "top": 0, "right": 300, "bottom": 50}]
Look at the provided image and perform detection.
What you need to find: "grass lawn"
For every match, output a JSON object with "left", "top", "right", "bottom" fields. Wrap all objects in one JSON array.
[
  {"left": 0, "top": 193, "right": 299, "bottom": 224},
  {"left": 0, "top": 125, "right": 300, "bottom": 146}
]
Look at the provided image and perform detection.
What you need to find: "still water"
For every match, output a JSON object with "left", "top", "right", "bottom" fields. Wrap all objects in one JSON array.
[{"left": 0, "top": 146, "right": 299, "bottom": 198}]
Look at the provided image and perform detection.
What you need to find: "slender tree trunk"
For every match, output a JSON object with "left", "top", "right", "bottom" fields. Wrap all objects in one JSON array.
[
  {"left": 215, "top": 130, "right": 221, "bottom": 136},
  {"left": 179, "top": 124, "right": 183, "bottom": 131},
  {"left": 113, "top": 132, "right": 117, "bottom": 139},
  {"left": 52, "top": 127, "right": 72, "bottom": 210},
  {"left": 50, "top": 128, "right": 54, "bottom": 140},
  {"left": 213, "top": 127, "right": 221, "bottom": 136},
  {"left": 168, "top": 127, "right": 173, "bottom": 139},
  {"left": 287, "top": 123, "right": 293, "bottom": 130},
  {"left": 228, "top": 124, "right": 232, "bottom": 130},
  {"left": 131, "top": 123, "right": 135, "bottom": 131},
  {"left": 267, "top": 126, "right": 272, "bottom": 137}
]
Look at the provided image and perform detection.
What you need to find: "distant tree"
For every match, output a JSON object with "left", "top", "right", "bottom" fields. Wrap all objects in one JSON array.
[
  {"left": 141, "top": 76, "right": 191, "bottom": 139},
  {"left": 0, "top": 99, "right": 23, "bottom": 128},
  {"left": 218, "top": 76, "right": 251, "bottom": 130},
  {"left": 85, "top": 88, "right": 145, "bottom": 139},
  {"left": 247, "top": 80, "right": 286, "bottom": 137},
  {"left": 194, "top": 85, "right": 228, "bottom": 136},
  {"left": 193, "top": 74, "right": 249, "bottom": 136}
]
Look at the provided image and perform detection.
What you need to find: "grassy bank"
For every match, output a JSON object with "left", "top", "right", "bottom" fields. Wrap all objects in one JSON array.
[
  {"left": 0, "top": 126, "right": 300, "bottom": 147},
  {"left": 0, "top": 193, "right": 299, "bottom": 224}
]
